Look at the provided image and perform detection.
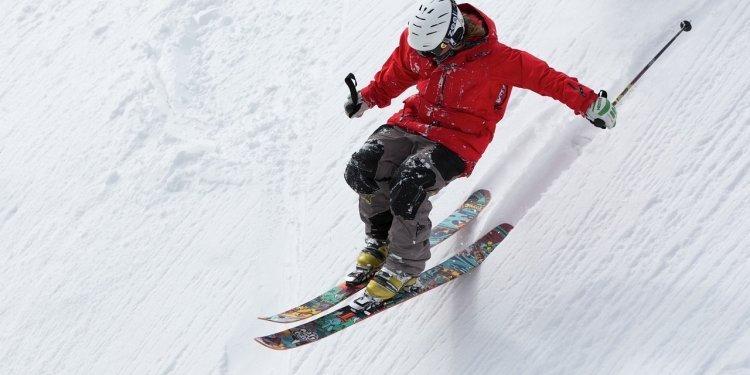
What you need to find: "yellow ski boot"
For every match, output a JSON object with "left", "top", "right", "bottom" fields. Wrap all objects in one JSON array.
[
  {"left": 345, "top": 239, "right": 389, "bottom": 287},
  {"left": 350, "top": 267, "right": 418, "bottom": 311},
  {"left": 365, "top": 267, "right": 418, "bottom": 300}
]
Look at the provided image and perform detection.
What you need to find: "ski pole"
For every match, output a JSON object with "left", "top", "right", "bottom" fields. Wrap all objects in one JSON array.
[
  {"left": 344, "top": 73, "right": 361, "bottom": 118},
  {"left": 612, "top": 20, "right": 693, "bottom": 106}
]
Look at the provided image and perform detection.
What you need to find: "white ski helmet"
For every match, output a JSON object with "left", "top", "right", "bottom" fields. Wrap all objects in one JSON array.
[{"left": 407, "top": 0, "right": 465, "bottom": 53}]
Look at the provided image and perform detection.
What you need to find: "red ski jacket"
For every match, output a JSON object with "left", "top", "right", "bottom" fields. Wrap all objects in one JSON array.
[{"left": 360, "top": 4, "right": 597, "bottom": 175}]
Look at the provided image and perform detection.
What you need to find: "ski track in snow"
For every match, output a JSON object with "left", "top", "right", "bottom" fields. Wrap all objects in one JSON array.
[{"left": 2, "top": 0, "right": 750, "bottom": 374}]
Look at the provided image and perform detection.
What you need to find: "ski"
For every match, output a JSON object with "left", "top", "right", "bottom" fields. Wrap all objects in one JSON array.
[
  {"left": 258, "top": 189, "right": 491, "bottom": 323},
  {"left": 255, "top": 223, "right": 513, "bottom": 350}
]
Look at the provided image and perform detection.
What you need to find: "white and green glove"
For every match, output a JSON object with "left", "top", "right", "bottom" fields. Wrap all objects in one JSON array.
[
  {"left": 586, "top": 91, "right": 617, "bottom": 129},
  {"left": 344, "top": 91, "right": 370, "bottom": 118}
]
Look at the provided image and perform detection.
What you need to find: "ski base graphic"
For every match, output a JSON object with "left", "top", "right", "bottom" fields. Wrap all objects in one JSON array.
[{"left": 255, "top": 223, "right": 513, "bottom": 350}]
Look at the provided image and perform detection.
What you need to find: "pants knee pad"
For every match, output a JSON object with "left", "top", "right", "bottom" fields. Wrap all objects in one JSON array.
[
  {"left": 344, "top": 139, "right": 385, "bottom": 195},
  {"left": 389, "top": 158, "right": 436, "bottom": 221}
]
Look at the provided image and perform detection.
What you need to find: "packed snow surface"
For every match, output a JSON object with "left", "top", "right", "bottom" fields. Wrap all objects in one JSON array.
[{"left": 2, "top": 0, "right": 750, "bottom": 374}]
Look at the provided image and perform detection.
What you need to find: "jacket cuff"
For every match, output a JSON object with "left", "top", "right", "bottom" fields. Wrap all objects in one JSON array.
[
  {"left": 576, "top": 92, "right": 598, "bottom": 116},
  {"left": 359, "top": 85, "right": 377, "bottom": 108}
]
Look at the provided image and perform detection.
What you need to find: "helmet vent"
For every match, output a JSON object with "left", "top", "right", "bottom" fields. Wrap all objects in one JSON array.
[{"left": 407, "top": 0, "right": 463, "bottom": 52}]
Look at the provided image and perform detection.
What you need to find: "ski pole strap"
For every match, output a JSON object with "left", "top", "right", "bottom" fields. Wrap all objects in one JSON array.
[
  {"left": 345, "top": 73, "right": 359, "bottom": 107},
  {"left": 613, "top": 20, "right": 692, "bottom": 107},
  {"left": 344, "top": 73, "right": 363, "bottom": 118}
]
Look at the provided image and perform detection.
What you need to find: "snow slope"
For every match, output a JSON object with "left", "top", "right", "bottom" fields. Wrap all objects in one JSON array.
[{"left": 2, "top": 0, "right": 750, "bottom": 374}]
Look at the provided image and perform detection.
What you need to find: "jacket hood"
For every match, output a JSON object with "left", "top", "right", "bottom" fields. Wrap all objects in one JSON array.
[
  {"left": 458, "top": 3, "right": 498, "bottom": 44},
  {"left": 430, "top": 4, "right": 497, "bottom": 63}
]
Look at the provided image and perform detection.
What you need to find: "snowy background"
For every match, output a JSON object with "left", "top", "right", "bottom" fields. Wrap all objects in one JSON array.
[{"left": 2, "top": 0, "right": 750, "bottom": 374}]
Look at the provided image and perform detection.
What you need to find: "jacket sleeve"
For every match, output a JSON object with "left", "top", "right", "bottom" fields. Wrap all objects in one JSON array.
[
  {"left": 360, "top": 29, "right": 421, "bottom": 109},
  {"left": 495, "top": 44, "right": 597, "bottom": 115}
]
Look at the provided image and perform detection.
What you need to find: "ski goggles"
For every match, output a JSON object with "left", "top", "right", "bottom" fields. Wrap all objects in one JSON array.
[{"left": 419, "top": 42, "right": 452, "bottom": 57}]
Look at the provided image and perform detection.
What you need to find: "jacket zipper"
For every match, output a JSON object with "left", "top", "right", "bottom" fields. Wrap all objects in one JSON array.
[
  {"left": 427, "top": 70, "right": 448, "bottom": 134},
  {"left": 437, "top": 71, "right": 448, "bottom": 108}
]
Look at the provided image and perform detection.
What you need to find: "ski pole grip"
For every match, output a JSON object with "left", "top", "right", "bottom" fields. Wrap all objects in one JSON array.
[{"left": 593, "top": 90, "right": 608, "bottom": 129}]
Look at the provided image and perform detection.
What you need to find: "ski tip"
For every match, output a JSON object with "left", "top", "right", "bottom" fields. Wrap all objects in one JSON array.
[
  {"left": 259, "top": 312, "right": 313, "bottom": 323},
  {"left": 495, "top": 223, "right": 514, "bottom": 237},
  {"left": 466, "top": 189, "right": 491, "bottom": 208},
  {"left": 254, "top": 337, "right": 296, "bottom": 351},
  {"left": 473, "top": 189, "right": 491, "bottom": 200}
]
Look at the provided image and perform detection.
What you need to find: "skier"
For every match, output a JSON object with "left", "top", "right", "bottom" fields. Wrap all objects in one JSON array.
[{"left": 343, "top": 0, "right": 616, "bottom": 309}]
